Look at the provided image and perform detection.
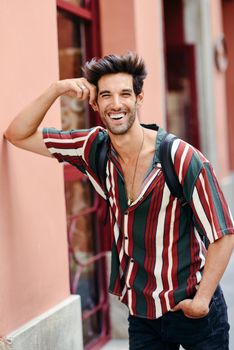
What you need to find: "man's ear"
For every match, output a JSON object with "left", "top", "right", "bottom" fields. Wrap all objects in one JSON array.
[
  {"left": 91, "top": 101, "right": 99, "bottom": 112},
  {"left": 136, "top": 91, "right": 144, "bottom": 107}
]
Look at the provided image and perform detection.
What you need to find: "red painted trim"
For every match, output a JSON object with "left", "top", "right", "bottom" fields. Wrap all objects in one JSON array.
[
  {"left": 82, "top": 301, "right": 109, "bottom": 320},
  {"left": 184, "top": 45, "right": 200, "bottom": 149},
  {"left": 85, "top": 0, "right": 102, "bottom": 127},
  {"left": 163, "top": 0, "right": 184, "bottom": 46},
  {"left": 71, "top": 251, "right": 106, "bottom": 272},
  {"left": 71, "top": 252, "right": 107, "bottom": 296},
  {"left": 57, "top": 0, "right": 92, "bottom": 20},
  {"left": 90, "top": 0, "right": 102, "bottom": 58},
  {"left": 85, "top": 335, "right": 110, "bottom": 350},
  {"left": 68, "top": 204, "right": 98, "bottom": 222}
]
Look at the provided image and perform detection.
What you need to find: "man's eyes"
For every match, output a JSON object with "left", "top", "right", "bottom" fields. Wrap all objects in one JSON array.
[{"left": 100, "top": 92, "right": 132, "bottom": 98}]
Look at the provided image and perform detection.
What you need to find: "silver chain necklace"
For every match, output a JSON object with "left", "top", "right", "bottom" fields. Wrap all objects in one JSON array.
[{"left": 127, "top": 128, "right": 145, "bottom": 206}]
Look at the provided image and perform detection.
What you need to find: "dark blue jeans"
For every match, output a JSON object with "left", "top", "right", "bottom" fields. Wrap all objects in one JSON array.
[{"left": 128, "top": 286, "right": 229, "bottom": 350}]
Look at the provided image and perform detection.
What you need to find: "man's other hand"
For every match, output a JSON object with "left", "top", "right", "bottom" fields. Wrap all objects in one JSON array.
[{"left": 172, "top": 298, "right": 209, "bottom": 319}]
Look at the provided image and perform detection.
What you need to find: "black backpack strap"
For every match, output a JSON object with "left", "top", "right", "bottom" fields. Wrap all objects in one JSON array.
[
  {"left": 97, "top": 137, "right": 110, "bottom": 224},
  {"left": 159, "top": 132, "right": 188, "bottom": 207},
  {"left": 159, "top": 131, "right": 209, "bottom": 247},
  {"left": 97, "top": 137, "right": 109, "bottom": 196}
]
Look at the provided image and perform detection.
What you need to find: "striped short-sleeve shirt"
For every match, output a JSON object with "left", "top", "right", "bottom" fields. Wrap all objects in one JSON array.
[{"left": 43, "top": 125, "right": 234, "bottom": 319}]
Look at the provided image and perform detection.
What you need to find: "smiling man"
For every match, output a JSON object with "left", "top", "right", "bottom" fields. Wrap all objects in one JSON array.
[
  {"left": 4, "top": 53, "right": 234, "bottom": 350},
  {"left": 95, "top": 72, "right": 141, "bottom": 135}
]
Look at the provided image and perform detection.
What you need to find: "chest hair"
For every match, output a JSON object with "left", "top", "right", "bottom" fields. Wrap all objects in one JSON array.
[{"left": 120, "top": 149, "right": 155, "bottom": 202}]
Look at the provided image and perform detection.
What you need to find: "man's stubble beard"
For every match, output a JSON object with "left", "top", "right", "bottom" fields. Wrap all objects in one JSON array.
[{"left": 101, "top": 106, "right": 137, "bottom": 135}]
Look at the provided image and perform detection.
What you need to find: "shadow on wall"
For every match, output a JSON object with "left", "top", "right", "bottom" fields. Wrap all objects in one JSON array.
[
  {"left": 0, "top": 137, "right": 18, "bottom": 333},
  {"left": 0, "top": 137, "right": 15, "bottom": 255}
]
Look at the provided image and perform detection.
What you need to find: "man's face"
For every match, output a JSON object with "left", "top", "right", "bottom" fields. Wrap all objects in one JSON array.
[{"left": 94, "top": 73, "right": 143, "bottom": 135}]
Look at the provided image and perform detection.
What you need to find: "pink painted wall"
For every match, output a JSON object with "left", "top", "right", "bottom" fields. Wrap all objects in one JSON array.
[
  {"left": 99, "top": 0, "right": 136, "bottom": 55},
  {"left": 134, "top": 0, "right": 165, "bottom": 126},
  {"left": 222, "top": 0, "right": 234, "bottom": 170},
  {"left": 0, "top": 1, "right": 70, "bottom": 335},
  {"left": 210, "top": 0, "right": 229, "bottom": 178},
  {"left": 99, "top": 0, "right": 165, "bottom": 127}
]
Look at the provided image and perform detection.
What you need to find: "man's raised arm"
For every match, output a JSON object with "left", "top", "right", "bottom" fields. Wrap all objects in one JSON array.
[{"left": 4, "top": 78, "right": 96, "bottom": 157}]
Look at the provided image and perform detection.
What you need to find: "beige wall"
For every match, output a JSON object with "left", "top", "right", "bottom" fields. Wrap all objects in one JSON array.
[
  {"left": 210, "top": 0, "right": 230, "bottom": 178},
  {"left": 99, "top": 0, "right": 166, "bottom": 127},
  {"left": 0, "top": 1, "right": 70, "bottom": 334}
]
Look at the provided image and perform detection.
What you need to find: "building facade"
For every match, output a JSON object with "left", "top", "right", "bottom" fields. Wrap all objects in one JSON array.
[{"left": 1, "top": 1, "right": 234, "bottom": 349}]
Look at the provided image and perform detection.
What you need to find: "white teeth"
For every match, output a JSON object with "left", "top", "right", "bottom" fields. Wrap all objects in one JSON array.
[{"left": 109, "top": 113, "right": 125, "bottom": 120}]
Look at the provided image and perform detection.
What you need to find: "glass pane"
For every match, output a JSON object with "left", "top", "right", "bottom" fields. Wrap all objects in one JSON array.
[
  {"left": 166, "top": 49, "right": 190, "bottom": 142},
  {"left": 83, "top": 313, "right": 102, "bottom": 345},
  {"left": 72, "top": 261, "right": 99, "bottom": 308},
  {"left": 65, "top": 181, "right": 96, "bottom": 270},
  {"left": 57, "top": 11, "right": 84, "bottom": 77},
  {"left": 65, "top": 178, "right": 93, "bottom": 215},
  {"left": 166, "top": 79, "right": 189, "bottom": 141},
  {"left": 71, "top": 260, "right": 102, "bottom": 346},
  {"left": 165, "top": 46, "right": 200, "bottom": 148},
  {"left": 57, "top": 10, "right": 89, "bottom": 130}
]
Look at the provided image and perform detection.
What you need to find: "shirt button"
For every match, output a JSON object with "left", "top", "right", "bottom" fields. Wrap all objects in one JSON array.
[
  {"left": 127, "top": 287, "right": 131, "bottom": 290},
  {"left": 124, "top": 212, "right": 128, "bottom": 215},
  {"left": 125, "top": 236, "right": 128, "bottom": 240},
  {"left": 130, "top": 258, "right": 134, "bottom": 263}
]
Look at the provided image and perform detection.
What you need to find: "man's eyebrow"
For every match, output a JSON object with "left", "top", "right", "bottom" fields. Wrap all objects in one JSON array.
[
  {"left": 122, "top": 89, "right": 133, "bottom": 93},
  {"left": 99, "top": 90, "right": 110, "bottom": 96}
]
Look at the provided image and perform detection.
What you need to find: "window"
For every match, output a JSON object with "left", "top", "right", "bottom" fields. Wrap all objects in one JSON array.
[{"left": 57, "top": 1, "right": 110, "bottom": 348}]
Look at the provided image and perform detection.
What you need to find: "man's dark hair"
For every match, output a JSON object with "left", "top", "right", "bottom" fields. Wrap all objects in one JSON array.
[{"left": 83, "top": 52, "right": 147, "bottom": 96}]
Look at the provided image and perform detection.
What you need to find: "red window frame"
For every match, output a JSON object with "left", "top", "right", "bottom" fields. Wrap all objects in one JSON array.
[
  {"left": 56, "top": 1, "right": 110, "bottom": 349},
  {"left": 57, "top": 0, "right": 101, "bottom": 64}
]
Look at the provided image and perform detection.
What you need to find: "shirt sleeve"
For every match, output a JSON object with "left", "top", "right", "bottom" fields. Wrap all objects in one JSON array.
[
  {"left": 190, "top": 161, "right": 234, "bottom": 243},
  {"left": 171, "top": 138, "right": 234, "bottom": 244},
  {"left": 43, "top": 127, "right": 89, "bottom": 172},
  {"left": 42, "top": 126, "right": 108, "bottom": 199}
]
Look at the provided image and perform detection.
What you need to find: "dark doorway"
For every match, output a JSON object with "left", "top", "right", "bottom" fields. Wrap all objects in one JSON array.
[{"left": 163, "top": 0, "right": 200, "bottom": 148}]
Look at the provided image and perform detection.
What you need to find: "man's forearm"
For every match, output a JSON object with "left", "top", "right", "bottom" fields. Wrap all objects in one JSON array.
[
  {"left": 4, "top": 77, "right": 95, "bottom": 157},
  {"left": 173, "top": 234, "right": 234, "bottom": 318},
  {"left": 4, "top": 82, "right": 60, "bottom": 142},
  {"left": 194, "top": 234, "right": 234, "bottom": 305}
]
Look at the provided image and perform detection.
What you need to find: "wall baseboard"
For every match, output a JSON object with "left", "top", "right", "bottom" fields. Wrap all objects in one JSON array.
[{"left": 0, "top": 295, "right": 83, "bottom": 350}]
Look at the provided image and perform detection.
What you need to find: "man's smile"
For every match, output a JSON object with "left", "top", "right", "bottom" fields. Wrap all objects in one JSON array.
[{"left": 108, "top": 112, "right": 126, "bottom": 120}]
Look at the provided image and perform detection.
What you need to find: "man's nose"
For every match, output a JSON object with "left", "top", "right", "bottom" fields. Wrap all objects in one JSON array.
[{"left": 111, "top": 95, "right": 122, "bottom": 109}]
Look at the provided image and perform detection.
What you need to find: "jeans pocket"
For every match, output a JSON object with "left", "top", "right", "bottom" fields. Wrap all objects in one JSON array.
[
  {"left": 210, "top": 288, "right": 230, "bottom": 334},
  {"left": 163, "top": 302, "right": 217, "bottom": 344}
]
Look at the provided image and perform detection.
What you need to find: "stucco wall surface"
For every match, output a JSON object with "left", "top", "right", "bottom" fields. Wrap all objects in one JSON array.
[
  {"left": 0, "top": 0, "right": 70, "bottom": 335},
  {"left": 222, "top": 0, "right": 234, "bottom": 170},
  {"left": 210, "top": 0, "right": 229, "bottom": 178},
  {"left": 99, "top": 0, "right": 166, "bottom": 127}
]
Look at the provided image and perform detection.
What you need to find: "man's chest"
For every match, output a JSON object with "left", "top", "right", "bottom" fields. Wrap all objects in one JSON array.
[
  {"left": 123, "top": 157, "right": 152, "bottom": 200},
  {"left": 106, "top": 156, "right": 163, "bottom": 212}
]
